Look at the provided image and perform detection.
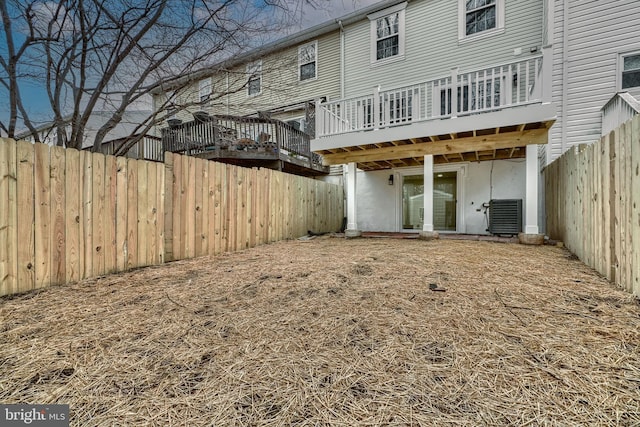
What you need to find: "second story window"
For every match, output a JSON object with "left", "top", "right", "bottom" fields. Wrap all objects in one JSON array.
[
  {"left": 299, "top": 41, "right": 317, "bottom": 81},
  {"left": 247, "top": 61, "right": 262, "bottom": 96},
  {"left": 368, "top": 2, "right": 406, "bottom": 65},
  {"left": 376, "top": 13, "right": 399, "bottom": 60},
  {"left": 622, "top": 53, "right": 640, "bottom": 89},
  {"left": 199, "top": 78, "right": 212, "bottom": 104},
  {"left": 459, "top": 0, "right": 504, "bottom": 40}
]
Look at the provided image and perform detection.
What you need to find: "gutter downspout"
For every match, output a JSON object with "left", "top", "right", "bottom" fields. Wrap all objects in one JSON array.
[
  {"left": 226, "top": 71, "right": 230, "bottom": 115},
  {"left": 338, "top": 19, "right": 345, "bottom": 98}
]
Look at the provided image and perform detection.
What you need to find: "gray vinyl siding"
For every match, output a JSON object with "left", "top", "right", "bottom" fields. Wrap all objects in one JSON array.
[
  {"left": 547, "top": 0, "right": 640, "bottom": 164},
  {"left": 343, "top": 0, "right": 544, "bottom": 97},
  {"left": 223, "top": 30, "right": 342, "bottom": 116}
]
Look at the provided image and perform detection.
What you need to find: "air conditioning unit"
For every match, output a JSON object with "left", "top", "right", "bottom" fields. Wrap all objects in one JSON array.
[{"left": 489, "top": 199, "right": 522, "bottom": 236}]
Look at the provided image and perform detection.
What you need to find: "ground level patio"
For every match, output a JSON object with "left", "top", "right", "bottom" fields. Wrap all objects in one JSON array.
[{"left": 1, "top": 237, "right": 638, "bottom": 425}]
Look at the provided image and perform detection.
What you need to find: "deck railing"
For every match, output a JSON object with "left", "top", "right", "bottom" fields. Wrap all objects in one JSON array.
[
  {"left": 317, "top": 53, "right": 548, "bottom": 138},
  {"left": 92, "top": 135, "right": 164, "bottom": 162},
  {"left": 161, "top": 115, "right": 321, "bottom": 164}
]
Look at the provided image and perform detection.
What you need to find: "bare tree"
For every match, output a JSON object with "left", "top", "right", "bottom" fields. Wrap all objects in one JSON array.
[{"left": 0, "top": 0, "right": 308, "bottom": 149}]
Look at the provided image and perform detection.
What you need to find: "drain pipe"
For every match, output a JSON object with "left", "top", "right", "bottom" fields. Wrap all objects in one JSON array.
[{"left": 338, "top": 19, "right": 345, "bottom": 98}]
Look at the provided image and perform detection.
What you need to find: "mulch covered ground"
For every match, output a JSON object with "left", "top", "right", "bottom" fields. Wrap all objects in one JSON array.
[{"left": 1, "top": 237, "right": 639, "bottom": 426}]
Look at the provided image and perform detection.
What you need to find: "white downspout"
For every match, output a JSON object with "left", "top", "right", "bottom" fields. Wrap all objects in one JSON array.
[{"left": 338, "top": 20, "right": 345, "bottom": 98}]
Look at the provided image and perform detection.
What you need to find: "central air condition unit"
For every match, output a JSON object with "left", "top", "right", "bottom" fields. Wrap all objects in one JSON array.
[{"left": 489, "top": 199, "right": 522, "bottom": 236}]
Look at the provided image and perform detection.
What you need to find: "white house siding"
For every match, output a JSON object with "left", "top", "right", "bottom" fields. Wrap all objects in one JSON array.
[
  {"left": 343, "top": 0, "right": 544, "bottom": 97},
  {"left": 547, "top": 0, "right": 640, "bottom": 164},
  {"left": 355, "top": 159, "right": 526, "bottom": 234}
]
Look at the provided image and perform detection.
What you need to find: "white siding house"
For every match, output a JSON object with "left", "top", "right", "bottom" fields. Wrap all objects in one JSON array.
[{"left": 311, "top": 0, "right": 556, "bottom": 238}]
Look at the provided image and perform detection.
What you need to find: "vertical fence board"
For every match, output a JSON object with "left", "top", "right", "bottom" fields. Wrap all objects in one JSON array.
[
  {"left": 34, "top": 143, "right": 51, "bottom": 289},
  {"left": 163, "top": 153, "right": 174, "bottom": 262},
  {"left": 212, "top": 162, "right": 222, "bottom": 254},
  {"left": 104, "top": 156, "right": 117, "bottom": 274},
  {"left": 186, "top": 156, "right": 196, "bottom": 258},
  {"left": 206, "top": 162, "right": 216, "bottom": 256},
  {"left": 156, "top": 162, "right": 165, "bottom": 265},
  {"left": 171, "top": 154, "right": 183, "bottom": 260},
  {"left": 116, "top": 157, "right": 128, "bottom": 271},
  {"left": 81, "top": 151, "right": 93, "bottom": 279},
  {"left": 193, "top": 158, "right": 204, "bottom": 256},
  {"left": 147, "top": 161, "right": 158, "bottom": 265},
  {"left": 126, "top": 159, "right": 138, "bottom": 269},
  {"left": 0, "top": 139, "right": 17, "bottom": 295},
  {"left": 16, "top": 141, "right": 35, "bottom": 292},
  {"left": 137, "top": 160, "right": 149, "bottom": 267},
  {"left": 201, "top": 159, "right": 210, "bottom": 256},
  {"left": 65, "top": 149, "right": 81, "bottom": 284},
  {"left": 92, "top": 152, "right": 106, "bottom": 276},
  {"left": 50, "top": 146, "right": 66, "bottom": 284},
  {"left": 624, "top": 121, "right": 633, "bottom": 292}
]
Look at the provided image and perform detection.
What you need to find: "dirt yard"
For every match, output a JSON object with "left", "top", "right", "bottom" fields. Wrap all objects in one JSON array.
[{"left": 1, "top": 237, "right": 639, "bottom": 426}]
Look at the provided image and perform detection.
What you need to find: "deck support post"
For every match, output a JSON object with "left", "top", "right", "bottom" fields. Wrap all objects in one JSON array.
[
  {"left": 345, "top": 162, "right": 361, "bottom": 238},
  {"left": 419, "top": 154, "right": 439, "bottom": 240},
  {"left": 520, "top": 144, "right": 544, "bottom": 244}
]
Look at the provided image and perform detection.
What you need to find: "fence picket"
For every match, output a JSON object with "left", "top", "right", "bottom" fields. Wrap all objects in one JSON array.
[{"left": 17, "top": 141, "right": 35, "bottom": 291}]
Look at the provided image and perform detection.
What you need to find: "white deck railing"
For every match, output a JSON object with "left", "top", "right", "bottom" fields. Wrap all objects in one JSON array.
[
  {"left": 316, "top": 53, "right": 547, "bottom": 138},
  {"left": 601, "top": 92, "right": 640, "bottom": 136}
]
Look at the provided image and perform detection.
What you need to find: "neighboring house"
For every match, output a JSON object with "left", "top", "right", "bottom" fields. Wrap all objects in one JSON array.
[
  {"left": 546, "top": 0, "right": 640, "bottom": 163},
  {"left": 149, "top": 23, "right": 344, "bottom": 176},
  {"left": 153, "top": 0, "right": 639, "bottom": 238}
]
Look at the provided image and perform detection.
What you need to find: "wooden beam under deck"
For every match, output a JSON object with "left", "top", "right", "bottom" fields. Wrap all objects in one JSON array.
[{"left": 320, "top": 127, "right": 549, "bottom": 166}]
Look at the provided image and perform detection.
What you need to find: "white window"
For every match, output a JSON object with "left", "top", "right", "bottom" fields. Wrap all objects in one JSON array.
[
  {"left": 459, "top": 0, "right": 504, "bottom": 40},
  {"left": 621, "top": 53, "right": 640, "bottom": 89},
  {"left": 368, "top": 2, "right": 406, "bottom": 64},
  {"left": 247, "top": 61, "right": 262, "bottom": 96},
  {"left": 299, "top": 41, "right": 317, "bottom": 81},
  {"left": 198, "top": 78, "right": 212, "bottom": 104}
]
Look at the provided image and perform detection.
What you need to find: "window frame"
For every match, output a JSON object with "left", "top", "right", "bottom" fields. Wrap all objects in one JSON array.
[
  {"left": 620, "top": 51, "right": 640, "bottom": 90},
  {"left": 246, "top": 60, "right": 262, "bottom": 97},
  {"left": 368, "top": 2, "right": 407, "bottom": 66},
  {"left": 458, "top": 0, "right": 505, "bottom": 42},
  {"left": 298, "top": 41, "right": 318, "bottom": 82}
]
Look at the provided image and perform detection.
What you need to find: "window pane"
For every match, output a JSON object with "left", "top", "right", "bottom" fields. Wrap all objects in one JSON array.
[
  {"left": 376, "top": 35, "right": 399, "bottom": 60},
  {"left": 300, "top": 62, "right": 316, "bottom": 80},
  {"left": 248, "top": 78, "right": 260, "bottom": 95},
  {"left": 299, "top": 44, "right": 315, "bottom": 63},
  {"left": 622, "top": 71, "right": 640, "bottom": 89},
  {"left": 466, "top": 4, "right": 496, "bottom": 35},
  {"left": 466, "top": 0, "right": 495, "bottom": 11},
  {"left": 376, "top": 13, "right": 398, "bottom": 39},
  {"left": 624, "top": 55, "right": 640, "bottom": 71}
]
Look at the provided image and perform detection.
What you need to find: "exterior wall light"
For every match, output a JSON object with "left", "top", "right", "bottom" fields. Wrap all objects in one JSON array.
[{"left": 388, "top": 174, "right": 394, "bottom": 185}]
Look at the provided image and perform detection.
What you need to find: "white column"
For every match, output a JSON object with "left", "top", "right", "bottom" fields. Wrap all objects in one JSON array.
[
  {"left": 345, "top": 162, "right": 361, "bottom": 237},
  {"left": 525, "top": 144, "right": 539, "bottom": 235},
  {"left": 422, "top": 155, "right": 434, "bottom": 233}
]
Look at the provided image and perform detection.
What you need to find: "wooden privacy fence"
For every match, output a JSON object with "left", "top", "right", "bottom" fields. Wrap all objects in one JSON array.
[
  {"left": 0, "top": 139, "right": 344, "bottom": 297},
  {"left": 545, "top": 115, "right": 640, "bottom": 296}
]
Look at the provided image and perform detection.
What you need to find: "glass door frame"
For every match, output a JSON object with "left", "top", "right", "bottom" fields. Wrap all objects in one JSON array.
[{"left": 394, "top": 163, "right": 467, "bottom": 233}]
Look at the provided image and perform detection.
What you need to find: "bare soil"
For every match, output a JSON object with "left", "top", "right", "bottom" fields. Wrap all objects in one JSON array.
[{"left": 1, "top": 237, "right": 639, "bottom": 426}]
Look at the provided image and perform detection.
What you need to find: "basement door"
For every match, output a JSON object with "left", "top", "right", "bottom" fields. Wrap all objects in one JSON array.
[{"left": 401, "top": 172, "right": 458, "bottom": 232}]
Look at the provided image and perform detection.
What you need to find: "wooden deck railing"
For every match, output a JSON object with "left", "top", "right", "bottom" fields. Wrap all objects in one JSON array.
[{"left": 161, "top": 115, "right": 322, "bottom": 165}]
